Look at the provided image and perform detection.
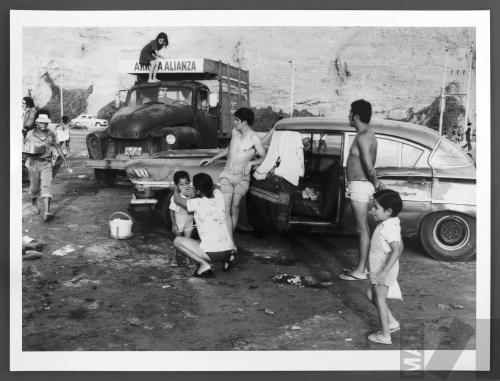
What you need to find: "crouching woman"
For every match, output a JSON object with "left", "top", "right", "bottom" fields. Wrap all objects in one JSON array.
[
  {"left": 173, "top": 173, "right": 236, "bottom": 277},
  {"left": 23, "top": 113, "right": 69, "bottom": 221}
]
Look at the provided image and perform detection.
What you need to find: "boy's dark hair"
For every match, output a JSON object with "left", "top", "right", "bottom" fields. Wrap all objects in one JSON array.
[
  {"left": 234, "top": 107, "right": 255, "bottom": 126},
  {"left": 350, "top": 99, "right": 372, "bottom": 124},
  {"left": 193, "top": 173, "right": 214, "bottom": 198},
  {"left": 173, "top": 170, "right": 190, "bottom": 185},
  {"left": 23, "top": 96, "right": 35, "bottom": 108},
  {"left": 35, "top": 109, "right": 50, "bottom": 119},
  {"left": 62, "top": 116, "right": 69, "bottom": 123},
  {"left": 155, "top": 32, "right": 169, "bottom": 47},
  {"left": 373, "top": 189, "right": 403, "bottom": 217}
]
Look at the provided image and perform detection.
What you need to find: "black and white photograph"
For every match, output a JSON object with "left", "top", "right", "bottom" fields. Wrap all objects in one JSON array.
[{"left": 10, "top": 10, "right": 490, "bottom": 372}]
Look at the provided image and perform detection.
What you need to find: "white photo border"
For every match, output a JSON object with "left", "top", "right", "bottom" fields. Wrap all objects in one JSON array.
[{"left": 10, "top": 9, "right": 491, "bottom": 372}]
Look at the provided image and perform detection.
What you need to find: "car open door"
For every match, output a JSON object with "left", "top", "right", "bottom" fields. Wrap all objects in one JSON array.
[{"left": 247, "top": 176, "right": 294, "bottom": 234}]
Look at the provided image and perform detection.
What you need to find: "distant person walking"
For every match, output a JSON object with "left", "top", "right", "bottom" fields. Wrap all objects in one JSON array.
[
  {"left": 340, "top": 99, "right": 383, "bottom": 281},
  {"left": 22, "top": 96, "right": 37, "bottom": 138},
  {"left": 139, "top": 32, "right": 169, "bottom": 83},
  {"left": 55, "top": 116, "right": 71, "bottom": 156},
  {"left": 462, "top": 124, "right": 472, "bottom": 151},
  {"left": 200, "top": 108, "right": 266, "bottom": 247},
  {"left": 23, "top": 112, "right": 70, "bottom": 221}
]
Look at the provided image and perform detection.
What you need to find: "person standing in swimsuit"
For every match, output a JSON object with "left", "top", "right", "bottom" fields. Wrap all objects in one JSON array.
[
  {"left": 200, "top": 108, "right": 266, "bottom": 244},
  {"left": 340, "top": 99, "right": 383, "bottom": 281}
]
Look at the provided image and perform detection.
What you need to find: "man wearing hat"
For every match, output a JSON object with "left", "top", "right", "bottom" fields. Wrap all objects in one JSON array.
[{"left": 23, "top": 112, "right": 69, "bottom": 221}]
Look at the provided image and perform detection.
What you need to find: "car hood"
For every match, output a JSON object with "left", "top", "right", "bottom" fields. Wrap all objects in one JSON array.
[{"left": 108, "top": 102, "right": 193, "bottom": 139}]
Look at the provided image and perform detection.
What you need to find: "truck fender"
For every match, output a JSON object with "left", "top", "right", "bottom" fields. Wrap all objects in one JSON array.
[{"left": 86, "top": 130, "right": 109, "bottom": 160}]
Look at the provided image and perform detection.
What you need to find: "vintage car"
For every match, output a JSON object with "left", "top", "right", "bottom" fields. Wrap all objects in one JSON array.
[
  {"left": 246, "top": 117, "right": 476, "bottom": 262},
  {"left": 125, "top": 117, "right": 476, "bottom": 262},
  {"left": 71, "top": 114, "right": 108, "bottom": 128}
]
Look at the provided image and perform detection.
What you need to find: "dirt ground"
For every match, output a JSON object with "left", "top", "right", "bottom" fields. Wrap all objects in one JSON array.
[{"left": 20, "top": 131, "right": 476, "bottom": 351}]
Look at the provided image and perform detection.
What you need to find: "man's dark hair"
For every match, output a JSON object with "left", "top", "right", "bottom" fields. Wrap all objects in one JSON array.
[
  {"left": 373, "top": 189, "right": 403, "bottom": 217},
  {"left": 155, "top": 32, "right": 169, "bottom": 47},
  {"left": 193, "top": 173, "right": 214, "bottom": 198},
  {"left": 35, "top": 109, "right": 50, "bottom": 119},
  {"left": 62, "top": 116, "right": 69, "bottom": 123},
  {"left": 173, "top": 170, "right": 190, "bottom": 185},
  {"left": 234, "top": 107, "right": 255, "bottom": 126},
  {"left": 23, "top": 96, "right": 35, "bottom": 108},
  {"left": 350, "top": 99, "right": 372, "bottom": 124}
]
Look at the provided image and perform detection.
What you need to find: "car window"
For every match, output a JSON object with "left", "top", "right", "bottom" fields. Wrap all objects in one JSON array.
[
  {"left": 311, "top": 133, "right": 342, "bottom": 155},
  {"left": 430, "top": 138, "right": 471, "bottom": 167},
  {"left": 197, "top": 89, "right": 209, "bottom": 111},
  {"left": 401, "top": 143, "right": 424, "bottom": 167},
  {"left": 376, "top": 138, "right": 401, "bottom": 167}
]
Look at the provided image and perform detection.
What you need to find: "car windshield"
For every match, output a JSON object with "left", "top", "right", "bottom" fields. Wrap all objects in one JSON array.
[
  {"left": 127, "top": 87, "right": 193, "bottom": 107},
  {"left": 430, "top": 138, "right": 472, "bottom": 167}
]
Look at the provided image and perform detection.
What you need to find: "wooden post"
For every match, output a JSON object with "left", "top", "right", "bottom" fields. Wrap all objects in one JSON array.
[
  {"left": 289, "top": 60, "right": 295, "bottom": 118},
  {"left": 463, "top": 44, "right": 473, "bottom": 142}
]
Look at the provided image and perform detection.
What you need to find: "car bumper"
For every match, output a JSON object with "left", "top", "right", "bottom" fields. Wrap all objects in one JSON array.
[{"left": 86, "top": 159, "right": 129, "bottom": 170}]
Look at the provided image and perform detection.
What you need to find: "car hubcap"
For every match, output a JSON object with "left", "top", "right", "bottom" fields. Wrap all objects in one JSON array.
[{"left": 433, "top": 215, "right": 470, "bottom": 252}]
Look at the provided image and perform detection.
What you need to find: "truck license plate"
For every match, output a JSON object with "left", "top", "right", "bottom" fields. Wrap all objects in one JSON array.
[{"left": 125, "top": 147, "right": 142, "bottom": 156}]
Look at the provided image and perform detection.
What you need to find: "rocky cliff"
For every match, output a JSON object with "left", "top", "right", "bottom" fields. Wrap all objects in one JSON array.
[{"left": 22, "top": 26, "right": 476, "bottom": 131}]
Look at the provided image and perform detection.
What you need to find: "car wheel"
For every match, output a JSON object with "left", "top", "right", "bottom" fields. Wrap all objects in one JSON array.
[
  {"left": 94, "top": 169, "right": 117, "bottom": 187},
  {"left": 419, "top": 212, "right": 476, "bottom": 261},
  {"left": 95, "top": 122, "right": 101, "bottom": 127}
]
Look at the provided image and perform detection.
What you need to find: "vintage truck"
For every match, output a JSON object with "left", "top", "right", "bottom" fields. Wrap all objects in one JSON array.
[
  {"left": 125, "top": 117, "right": 476, "bottom": 262},
  {"left": 85, "top": 58, "right": 250, "bottom": 186}
]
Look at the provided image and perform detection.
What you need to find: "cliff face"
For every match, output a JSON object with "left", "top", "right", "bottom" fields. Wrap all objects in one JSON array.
[{"left": 22, "top": 26, "right": 475, "bottom": 127}]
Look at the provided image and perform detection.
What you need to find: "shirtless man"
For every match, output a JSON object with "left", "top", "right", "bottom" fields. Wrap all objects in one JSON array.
[
  {"left": 200, "top": 107, "right": 266, "bottom": 240},
  {"left": 339, "top": 99, "right": 383, "bottom": 281}
]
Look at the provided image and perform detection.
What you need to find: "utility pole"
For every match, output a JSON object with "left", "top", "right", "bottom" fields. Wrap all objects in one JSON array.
[
  {"left": 438, "top": 42, "right": 448, "bottom": 136},
  {"left": 463, "top": 44, "right": 473, "bottom": 142},
  {"left": 289, "top": 60, "right": 295, "bottom": 118},
  {"left": 59, "top": 65, "right": 63, "bottom": 121}
]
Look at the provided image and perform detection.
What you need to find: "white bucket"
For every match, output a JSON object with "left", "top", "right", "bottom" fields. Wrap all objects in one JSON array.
[{"left": 109, "top": 212, "right": 133, "bottom": 239}]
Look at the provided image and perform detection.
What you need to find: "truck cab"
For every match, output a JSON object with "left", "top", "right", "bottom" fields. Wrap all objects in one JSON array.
[{"left": 85, "top": 58, "right": 250, "bottom": 186}]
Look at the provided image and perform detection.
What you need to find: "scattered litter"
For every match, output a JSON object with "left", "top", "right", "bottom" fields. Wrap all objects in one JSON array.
[
  {"left": 53, "top": 244, "right": 84, "bottom": 257},
  {"left": 23, "top": 250, "right": 43, "bottom": 260},
  {"left": 161, "top": 284, "right": 172, "bottom": 289},
  {"left": 161, "top": 322, "right": 175, "bottom": 330},
  {"left": 143, "top": 326, "right": 154, "bottom": 331},
  {"left": 264, "top": 309, "right": 274, "bottom": 315},
  {"left": 183, "top": 310, "right": 197, "bottom": 319},
  {"left": 87, "top": 302, "right": 99, "bottom": 310},
  {"left": 437, "top": 303, "right": 449, "bottom": 310},
  {"left": 127, "top": 317, "right": 142, "bottom": 326},
  {"left": 452, "top": 304, "right": 464, "bottom": 309},
  {"left": 62, "top": 274, "right": 101, "bottom": 288},
  {"left": 338, "top": 311, "right": 343, "bottom": 314},
  {"left": 272, "top": 273, "right": 332, "bottom": 289},
  {"left": 345, "top": 338, "right": 352, "bottom": 342},
  {"left": 22, "top": 236, "right": 35, "bottom": 244},
  {"left": 290, "top": 325, "right": 301, "bottom": 330}
]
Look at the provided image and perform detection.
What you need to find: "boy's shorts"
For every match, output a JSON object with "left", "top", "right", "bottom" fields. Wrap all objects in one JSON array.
[
  {"left": 27, "top": 158, "right": 52, "bottom": 198},
  {"left": 219, "top": 171, "right": 250, "bottom": 196},
  {"left": 346, "top": 180, "right": 375, "bottom": 203},
  {"left": 175, "top": 211, "right": 194, "bottom": 233}
]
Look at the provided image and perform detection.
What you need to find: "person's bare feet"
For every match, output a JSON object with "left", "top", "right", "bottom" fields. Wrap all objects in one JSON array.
[{"left": 31, "top": 205, "right": 40, "bottom": 215}]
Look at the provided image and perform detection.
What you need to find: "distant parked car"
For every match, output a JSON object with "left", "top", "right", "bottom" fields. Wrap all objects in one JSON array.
[{"left": 71, "top": 114, "right": 108, "bottom": 128}]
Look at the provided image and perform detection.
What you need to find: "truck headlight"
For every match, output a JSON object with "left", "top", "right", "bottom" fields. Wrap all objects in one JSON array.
[{"left": 165, "top": 134, "right": 176, "bottom": 145}]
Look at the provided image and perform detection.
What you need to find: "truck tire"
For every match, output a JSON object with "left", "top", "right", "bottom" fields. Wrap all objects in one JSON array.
[
  {"left": 160, "top": 191, "right": 173, "bottom": 229},
  {"left": 94, "top": 169, "right": 117, "bottom": 187},
  {"left": 419, "top": 212, "right": 476, "bottom": 262}
]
